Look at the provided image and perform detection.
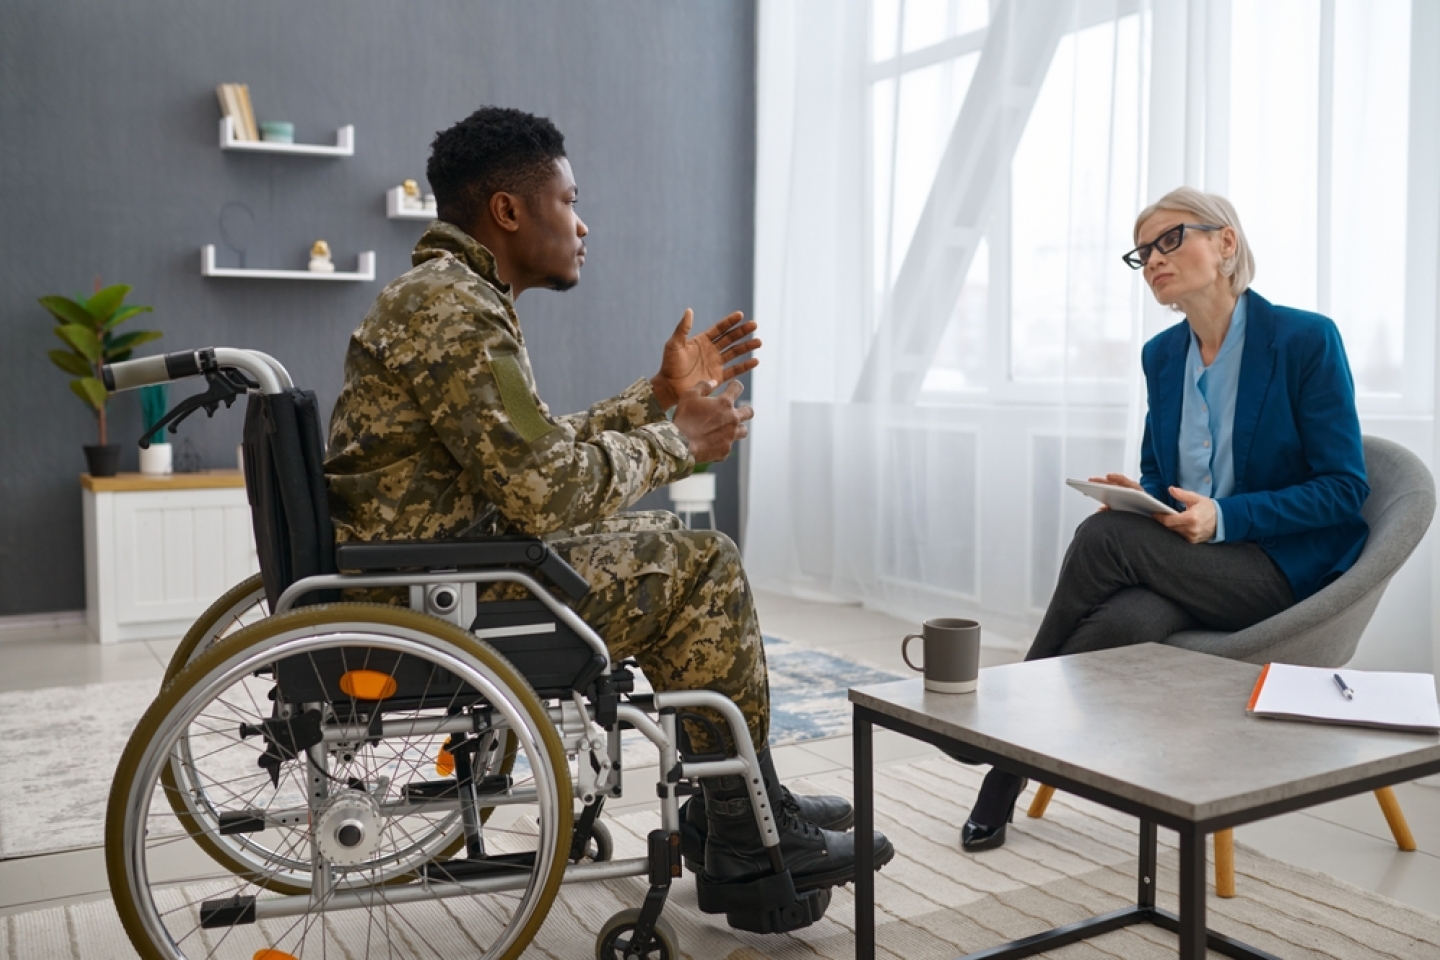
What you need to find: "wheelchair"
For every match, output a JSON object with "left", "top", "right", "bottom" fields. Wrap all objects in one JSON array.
[{"left": 101, "top": 348, "right": 830, "bottom": 960}]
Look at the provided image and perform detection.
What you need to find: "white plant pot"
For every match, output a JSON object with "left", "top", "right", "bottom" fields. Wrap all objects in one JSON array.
[
  {"left": 139, "top": 443, "right": 173, "bottom": 476},
  {"left": 668, "top": 472, "right": 716, "bottom": 514}
]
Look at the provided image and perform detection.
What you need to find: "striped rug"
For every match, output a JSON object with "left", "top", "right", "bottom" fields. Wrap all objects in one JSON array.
[{"left": 6, "top": 758, "right": 1438, "bottom": 959}]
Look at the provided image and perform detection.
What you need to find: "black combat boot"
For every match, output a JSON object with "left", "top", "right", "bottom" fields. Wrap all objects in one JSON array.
[
  {"left": 695, "top": 748, "right": 894, "bottom": 933},
  {"left": 679, "top": 785, "right": 854, "bottom": 873}
]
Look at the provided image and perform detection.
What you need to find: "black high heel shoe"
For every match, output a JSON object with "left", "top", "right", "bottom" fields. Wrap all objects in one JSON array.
[{"left": 960, "top": 771, "right": 1029, "bottom": 852}]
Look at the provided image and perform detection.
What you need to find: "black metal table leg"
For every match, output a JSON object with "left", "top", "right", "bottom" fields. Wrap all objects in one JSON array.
[
  {"left": 1138, "top": 819, "right": 1157, "bottom": 910},
  {"left": 1178, "top": 824, "right": 1207, "bottom": 959},
  {"left": 855, "top": 710, "right": 874, "bottom": 960}
]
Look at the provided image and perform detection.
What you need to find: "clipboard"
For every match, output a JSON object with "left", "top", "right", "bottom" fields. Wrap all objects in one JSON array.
[
  {"left": 1247, "top": 663, "right": 1440, "bottom": 734},
  {"left": 1065, "top": 479, "right": 1177, "bottom": 516}
]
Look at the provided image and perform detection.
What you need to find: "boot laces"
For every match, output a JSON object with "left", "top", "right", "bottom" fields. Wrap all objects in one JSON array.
[{"left": 777, "top": 785, "right": 822, "bottom": 838}]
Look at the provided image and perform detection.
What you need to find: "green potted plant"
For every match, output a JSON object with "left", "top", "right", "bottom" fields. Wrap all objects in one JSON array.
[{"left": 40, "top": 282, "right": 161, "bottom": 477}]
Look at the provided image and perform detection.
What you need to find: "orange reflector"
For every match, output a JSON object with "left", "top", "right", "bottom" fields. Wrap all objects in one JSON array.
[
  {"left": 436, "top": 742, "right": 456, "bottom": 778},
  {"left": 254, "top": 950, "right": 299, "bottom": 960},
  {"left": 338, "top": 669, "right": 398, "bottom": 700}
]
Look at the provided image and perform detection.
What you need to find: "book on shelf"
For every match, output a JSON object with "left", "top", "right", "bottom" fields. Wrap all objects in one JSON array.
[
  {"left": 237, "top": 84, "right": 258, "bottom": 142},
  {"left": 215, "top": 83, "right": 258, "bottom": 141}
]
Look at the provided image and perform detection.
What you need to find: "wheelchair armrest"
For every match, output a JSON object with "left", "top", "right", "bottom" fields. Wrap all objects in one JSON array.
[{"left": 334, "top": 536, "right": 591, "bottom": 601}]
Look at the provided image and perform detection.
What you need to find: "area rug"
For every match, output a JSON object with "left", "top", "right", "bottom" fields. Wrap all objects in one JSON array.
[
  {"left": 0, "top": 635, "right": 902, "bottom": 860},
  {"left": 4, "top": 758, "right": 1438, "bottom": 959}
]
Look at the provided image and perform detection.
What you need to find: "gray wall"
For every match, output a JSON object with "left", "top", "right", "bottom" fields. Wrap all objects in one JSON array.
[{"left": 0, "top": 1, "right": 757, "bottom": 617}]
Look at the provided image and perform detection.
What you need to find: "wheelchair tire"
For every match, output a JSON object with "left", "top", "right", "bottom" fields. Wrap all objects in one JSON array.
[
  {"left": 595, "top": 908, "right": 679, "bottom": 960},
  {"left": 164, "top": 572, "right": 269, "bottom": 682},
  {"left": 107, "top": 603, "right": 572, "bottom": 960},
  {"left": 577, "top": 819, "right": 614, "bottom": 863}
]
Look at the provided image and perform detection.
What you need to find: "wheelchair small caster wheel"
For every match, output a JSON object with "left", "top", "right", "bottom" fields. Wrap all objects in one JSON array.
[
  {"left": 596, "top": 908, "right": 678, "bottom": 960},
  {"left": 578, "top": 820, "right": 614, "bottom": 863}
]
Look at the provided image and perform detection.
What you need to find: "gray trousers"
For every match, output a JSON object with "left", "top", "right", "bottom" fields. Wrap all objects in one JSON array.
[
  {"left": 1026, "top": 510, "right": 1296, "bottom": 661},
  {"left": 964, "top": 510, "right": 1297, "bottom": 826}
]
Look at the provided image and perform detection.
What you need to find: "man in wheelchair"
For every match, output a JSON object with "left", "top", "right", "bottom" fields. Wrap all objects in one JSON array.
[{"left": 324, "top": 105, "right": 893, "bottom": 932}]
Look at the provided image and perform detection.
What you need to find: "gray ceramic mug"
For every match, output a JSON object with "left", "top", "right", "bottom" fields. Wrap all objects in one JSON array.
[{"left": 902, "top": 618, "right": 981, "bottom": 693}]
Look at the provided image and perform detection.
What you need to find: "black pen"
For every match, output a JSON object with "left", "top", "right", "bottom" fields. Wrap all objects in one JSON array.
[{"left": 1333, "top": 673, "right": 1354, "bottom": 700}]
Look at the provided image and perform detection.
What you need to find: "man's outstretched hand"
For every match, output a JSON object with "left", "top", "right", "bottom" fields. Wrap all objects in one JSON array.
[
  {"left": 671, "top": 379, "right": 753, "bottom": 465},
  {"left": 650, "top": 309, "right": 761, "bottom": 410}
]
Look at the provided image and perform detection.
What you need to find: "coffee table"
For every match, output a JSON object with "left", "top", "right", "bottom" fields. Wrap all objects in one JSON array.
[{"left": 851, "top": 643, "right": 1440, "bottom": 959}]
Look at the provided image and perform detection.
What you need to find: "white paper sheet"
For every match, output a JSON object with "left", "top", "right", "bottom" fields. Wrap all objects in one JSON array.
[{"left": 1248, "top": 663, "right": 1440, "bottom": 734}]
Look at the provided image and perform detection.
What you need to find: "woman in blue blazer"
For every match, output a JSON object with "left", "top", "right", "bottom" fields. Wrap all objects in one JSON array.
[{"left": 959, "top": 187, "right": 1370, "bottom": 851}]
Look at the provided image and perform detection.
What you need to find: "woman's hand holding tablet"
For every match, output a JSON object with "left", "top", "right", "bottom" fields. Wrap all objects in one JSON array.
[{"left": 1066, "top": 477, "right": 1178, "bottom": 516}]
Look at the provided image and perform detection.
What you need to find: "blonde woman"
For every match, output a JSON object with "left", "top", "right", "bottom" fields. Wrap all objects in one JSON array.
[{"left": 960, "top": 187, "right": 1369, "bottom": 851}]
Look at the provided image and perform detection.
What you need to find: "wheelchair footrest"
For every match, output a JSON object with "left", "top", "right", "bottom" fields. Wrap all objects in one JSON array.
[
  {"left": 420, "top": 853, "right": 536, "bottom": 883},
  {"left": 694, "top": 869, "right": 832, "bottom": 934},
  {"left": 200, "top": 895, "right": 256, "bottom": 928}
]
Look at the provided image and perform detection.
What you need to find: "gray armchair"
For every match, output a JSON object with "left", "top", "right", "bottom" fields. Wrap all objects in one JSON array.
[
  {"left": 1028, "top": 435, "right": 1436, "bottom": 896},
  {"left": 1162, "top": 435, "right": 1436, "bottom": 666}
]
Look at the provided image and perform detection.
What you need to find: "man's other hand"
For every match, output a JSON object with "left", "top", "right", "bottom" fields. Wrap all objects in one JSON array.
[
  {"left": 1158, "top": 486, "right": 1218, "bottom": 543},
  {"left": 672, "top": 380, "right": 753, "bottom": 464},
  {"left": 650, "top": 309, "right": 760, "bottom": 410}
]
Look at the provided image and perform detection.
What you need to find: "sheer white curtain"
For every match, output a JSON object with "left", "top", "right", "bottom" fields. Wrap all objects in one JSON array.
[
  {"left": 747, "top": 0, "right": 1440, "bottom": 663},
  {"left": 748, "top": 0, "right": 1154, "bottom": 646}
]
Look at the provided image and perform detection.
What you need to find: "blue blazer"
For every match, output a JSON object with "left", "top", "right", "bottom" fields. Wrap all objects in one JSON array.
[{"left": 1139, "top": 289, "right": 1369, "bottom": 601}]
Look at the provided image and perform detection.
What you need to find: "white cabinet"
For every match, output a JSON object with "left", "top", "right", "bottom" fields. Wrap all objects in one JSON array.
[{"left": 83, "top": 472, "right": 258, "bottom": 644}]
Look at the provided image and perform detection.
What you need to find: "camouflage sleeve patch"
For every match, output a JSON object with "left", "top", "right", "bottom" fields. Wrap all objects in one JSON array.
[{"left": 491, "top": 353, "right": 554, "bottom": 443}]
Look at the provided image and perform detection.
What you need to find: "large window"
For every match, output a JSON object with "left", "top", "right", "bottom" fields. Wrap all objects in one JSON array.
[
  {"left": 868, "top": 0, "right": 1425, "bottom": 407},
  {"left": 1228, "top": 0, "right": 1412, "bottom": 399}
]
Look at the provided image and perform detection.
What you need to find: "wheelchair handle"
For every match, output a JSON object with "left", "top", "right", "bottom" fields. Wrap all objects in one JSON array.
[
  {"left": 103, "top": 347, "right": 293, "bottom": 394},
  {"left": 103, "top": 350, "right": 206, "bottom": 392}
]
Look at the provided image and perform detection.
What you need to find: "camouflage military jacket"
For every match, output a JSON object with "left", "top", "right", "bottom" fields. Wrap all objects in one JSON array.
[{"left": 325, "top": 221, "right": 693, "bottom": 543}]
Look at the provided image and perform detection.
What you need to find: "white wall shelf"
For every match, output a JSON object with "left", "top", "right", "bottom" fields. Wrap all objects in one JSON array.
[
  {"left": 219, "top": 116, "right": 354, "bottom": 156},
  {"left": 386, "top": 185, "right": 437, "bottom": 220},
  {"left": 202, "top": 245, "right": 375, "bottom": 281}
]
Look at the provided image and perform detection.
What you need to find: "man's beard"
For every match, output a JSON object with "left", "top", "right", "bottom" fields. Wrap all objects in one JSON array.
[{"left": 545, "top": 275, "right": 578, "bottom": 292}]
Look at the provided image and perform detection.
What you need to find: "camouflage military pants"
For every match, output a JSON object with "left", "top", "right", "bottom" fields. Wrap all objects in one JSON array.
[{"left": 544, "top": 511, "right": 769, "bottom": 753}]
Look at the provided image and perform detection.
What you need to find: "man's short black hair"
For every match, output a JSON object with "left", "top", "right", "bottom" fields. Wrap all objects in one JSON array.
[{"left": 427, "top": 106, "right": 567, "bottom": 229}]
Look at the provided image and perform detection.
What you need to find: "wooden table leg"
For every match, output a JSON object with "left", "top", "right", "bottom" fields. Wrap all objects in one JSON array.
[
  {"left": 1214, "top": 828, "right": 1236, "bottom": 898},
  {"left": 1375, "top": 787, "right": 1417, "bottom": 851},
  {"left": 1027, "top": 783, "right": 1055, "bottom": 818}
]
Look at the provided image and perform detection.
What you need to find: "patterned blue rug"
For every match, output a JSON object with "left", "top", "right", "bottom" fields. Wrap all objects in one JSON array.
[{"left": 763, "top": 635, "right": 907, "bottom": 745}]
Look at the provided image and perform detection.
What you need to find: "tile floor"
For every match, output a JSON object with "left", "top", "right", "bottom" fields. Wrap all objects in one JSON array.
[{"left": 1, "top": 588, "right": 1438, "bottom": 931}]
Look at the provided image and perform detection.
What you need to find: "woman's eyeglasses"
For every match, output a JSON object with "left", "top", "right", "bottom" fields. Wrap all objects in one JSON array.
[{"left": 1121, "top": 223, "right": 1221, "bottom": 269}]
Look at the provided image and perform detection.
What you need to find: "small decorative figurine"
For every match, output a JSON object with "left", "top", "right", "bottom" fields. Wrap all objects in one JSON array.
[
  {"left": 309, "top": 239, "right": 335, "bottom": 273},
  {"left": 174, "top": 437, "right": 204, "bottom": 474},
  {"left": 401, "top": 179, "right": 422, "bottom": 210}
]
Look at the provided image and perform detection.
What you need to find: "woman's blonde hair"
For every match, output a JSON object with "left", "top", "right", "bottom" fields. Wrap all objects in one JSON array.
[{"left": 1134, "top": 187, "right": 1254, "bottom": 295}]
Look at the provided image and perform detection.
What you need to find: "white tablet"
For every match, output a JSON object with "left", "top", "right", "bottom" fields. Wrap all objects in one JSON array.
[{"left": 1066, "top": 479, "right": 1177, "bottom": 516}]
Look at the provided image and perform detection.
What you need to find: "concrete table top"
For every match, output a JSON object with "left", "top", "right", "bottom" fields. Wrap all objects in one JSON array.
[{"left": 850, "top": 643, "right": 1440, "bottom": 824}]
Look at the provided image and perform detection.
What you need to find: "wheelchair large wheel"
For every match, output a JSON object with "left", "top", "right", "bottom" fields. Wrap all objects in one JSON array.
[{"left": 108, "top": 604, "right": 572, "bottom": 960}]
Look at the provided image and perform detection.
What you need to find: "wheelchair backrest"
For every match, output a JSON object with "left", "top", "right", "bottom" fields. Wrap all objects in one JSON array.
[{"left": 241, "top": 390, "right": 339, "bottom": 608}]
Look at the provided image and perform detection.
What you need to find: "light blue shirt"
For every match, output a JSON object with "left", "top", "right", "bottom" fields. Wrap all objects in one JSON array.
[{"left": 1177, "top": 295, "right": 1246, "bottom": 542}]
